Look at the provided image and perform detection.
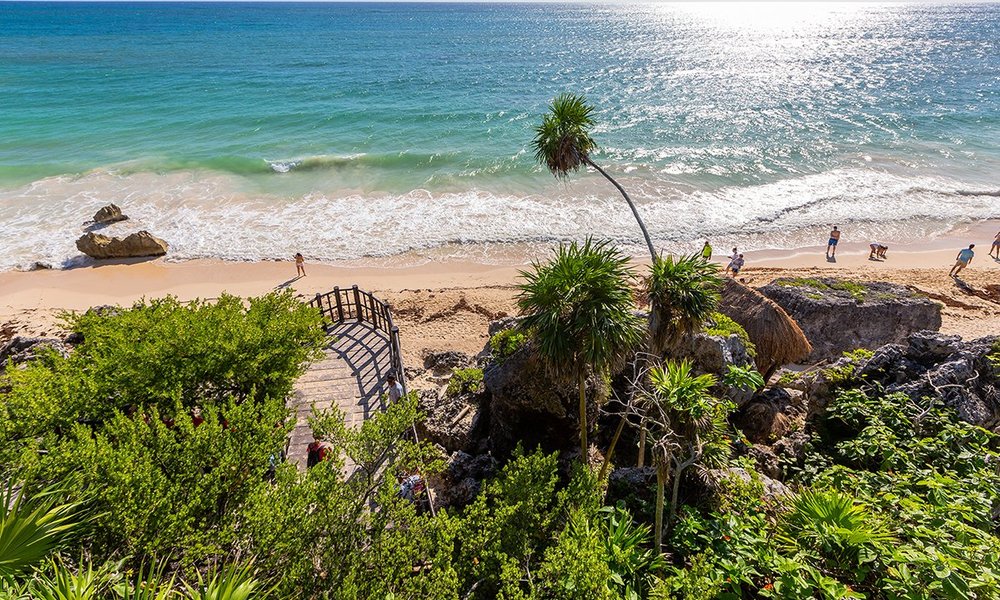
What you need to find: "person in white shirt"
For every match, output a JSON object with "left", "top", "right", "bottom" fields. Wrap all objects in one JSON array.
[{"left": 386, "top": 373, "right": 404, "bottom": 402}]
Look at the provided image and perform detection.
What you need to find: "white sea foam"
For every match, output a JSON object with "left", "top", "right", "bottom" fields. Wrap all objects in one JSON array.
[{"left": 0, "top": 167, "right": 997, "bottom": 272}]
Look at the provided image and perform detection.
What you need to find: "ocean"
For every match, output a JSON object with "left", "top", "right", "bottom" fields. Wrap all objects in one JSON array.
[{"left": 1, "top": 1, "right": 998, "bottom": 270}]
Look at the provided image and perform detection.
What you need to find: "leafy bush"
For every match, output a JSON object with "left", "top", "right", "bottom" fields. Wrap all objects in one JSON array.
[
  {"left": 704, "top": 312, "right": 756, "bottom": 358},
  {"left": 445, "top": 368, "right": 484, "bottom": 397},
  {"left": 489, "top": 328, "right": 528, "bottom": 362}
]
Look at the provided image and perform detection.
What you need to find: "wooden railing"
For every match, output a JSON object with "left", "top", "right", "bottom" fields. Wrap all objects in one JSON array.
[{"left": 309, "top": 285, "right": 406, "bottom": 393}]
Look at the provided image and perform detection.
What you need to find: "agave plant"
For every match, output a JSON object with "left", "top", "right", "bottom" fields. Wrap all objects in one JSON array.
[
  {"left": 28, "top": 559, "right": 113, "bottom": 600},
  {"left": 0, "top": 481, "right": 84, "bottom": 584},
  {"left": 517, "top": 239, "right": 645, "bottom": 460},
  {"left": 182, "top": 563, "right": 269, "bottom": 600},
  {"left": 532, "top": 93, "right": 657, "bottom": 262},
  {"left": 598, "top": 506, "right": 666, "bottom": 599},
  {"left": 118, "top": 561, "right": 176, "bottom": 600}
]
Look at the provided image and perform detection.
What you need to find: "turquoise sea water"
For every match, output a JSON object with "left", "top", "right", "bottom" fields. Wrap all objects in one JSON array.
[{"left": 1, "top": 2, "right": 998, "bottom": 269}]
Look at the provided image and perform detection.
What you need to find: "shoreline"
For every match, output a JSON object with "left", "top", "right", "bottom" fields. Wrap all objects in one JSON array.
[{"left": 3, "top": 221, "right": 999, "bottom": 365}]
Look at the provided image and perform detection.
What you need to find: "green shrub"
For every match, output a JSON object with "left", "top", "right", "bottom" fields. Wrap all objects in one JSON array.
[
  {"left": 489, "top": 328, "right": 527, "bottom": 362},
  {"left": 446, "top": 368, "right": 483, "bottom": 397},
  {"left": 704, "top": 312, "right": 756, "bottom": 358}
]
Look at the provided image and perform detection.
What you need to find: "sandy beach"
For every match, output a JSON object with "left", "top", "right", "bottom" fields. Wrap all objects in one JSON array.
[{"left": 3, "top": 220, "right": 998, "bottom": 368}]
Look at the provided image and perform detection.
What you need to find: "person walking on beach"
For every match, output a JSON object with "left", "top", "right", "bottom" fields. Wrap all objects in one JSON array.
[
  {"left": 294, "top": 252, "right": 306, "bottom": 277},
  {"left": 990, "top": 231, "right": 1000, "bottom": 259},
  {"left": 701, "top": 240, "right": 713, "bottom": 260},
  {"left": 949, "top": 244, "right": 975, "bottom": 277},
  {"left": 727, "top": 253, "right": 745, "bottom": 277},
  {"left": 827, "top": 226, "right": 841, "bottom": 257}
]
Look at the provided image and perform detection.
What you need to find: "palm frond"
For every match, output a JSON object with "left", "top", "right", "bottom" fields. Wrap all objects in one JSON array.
[
  {"left": 532, "top": 93, "right": 598, "bottom": 178},
  {"left": 516, "top": 238, "right": 644, "bottom": 382},
  {"left": 0, "top": 481, "right": 85, "bottom": 583},
  {"left": 644, "top": 254, "right": 722, "bottom": 355}
]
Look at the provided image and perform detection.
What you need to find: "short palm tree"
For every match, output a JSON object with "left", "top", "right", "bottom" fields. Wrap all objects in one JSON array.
[
  {"left": 779, "top": 489, "right": 894, "bottom": 576},
  {"left": 634, "top": 254, "right": 722, "bottom": 468},
  {"left": 532, "top": 93, "right": 657, "bottom": 262},
  {"left": 517, "top": 239, "right": 645, "bottom": 460},
  {"left": 644, "top": 254, "right": 723, "bottom": 356},
  {"left": 642, "top": 360, "right": 733, "bottom": 550}
]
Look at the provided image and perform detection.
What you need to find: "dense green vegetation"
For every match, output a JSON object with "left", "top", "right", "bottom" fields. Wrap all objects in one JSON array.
[{"left": 2, "top": 269, "right": 998, "bottom": 599}]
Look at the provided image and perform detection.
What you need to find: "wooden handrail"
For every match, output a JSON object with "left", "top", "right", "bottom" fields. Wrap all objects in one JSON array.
[{"left": 309, "top": 286, "right": 407, "bottom": 393}]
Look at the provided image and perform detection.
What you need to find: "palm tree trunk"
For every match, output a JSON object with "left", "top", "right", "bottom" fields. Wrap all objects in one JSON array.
[
  {"left": 654, "top": 467, "right": 665, "bottom": 551},
  {"left": 669, "top": 462, "right": 685, "bottom": 527},
  {"left": 578, "top": 372, "right": 588, "bottom": 461},
  {"left": 637, "top": 422, "right": 646, "bottom": 467},
  {"left": 584, "top": 156, "right": 657, "bottom": 263},
  {"left": 598, "top": 413, "right": 627, "bottom": 480}
]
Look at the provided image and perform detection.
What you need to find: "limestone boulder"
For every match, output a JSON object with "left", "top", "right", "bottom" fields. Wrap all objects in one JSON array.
[
  {"left": 432, "top": 451, "right": 497, "bottom": 508},
  {"left": 76, "top": 230, "right": 168, "bottom": 259},
  {"left": 483, "top": 345, "right": 609, "bottom": 456},
  {"left": 92, "top": 203, "right": 128, "bottom": 225},
  {"left": 759, "top": 278, "right": 942, "bottom": 361},
  {"left": 857, "top": 332, "right": 1000, "bottom": 429},
  {"left": 682, "top": 331, "right": 756, "bottom": 406},
  {"left": 415, "top": 388, "right": 484, "bottom": 453}
]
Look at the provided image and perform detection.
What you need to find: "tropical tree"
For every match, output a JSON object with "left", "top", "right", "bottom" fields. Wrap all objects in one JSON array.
[
  {"left": 517, "top": 239, "right": 645, "bottom": 460},
  {"left": 633, "top": 254, "right": 722, "bottom": 468},
  {"left": 641, "top": 361, "right": 734, "bottom": 550},
  {"left": 532, "top": 93, "right": 657, "bottom": 262},
  {"left": 644, "top": 254, "right": 722, "bottom": 357}
]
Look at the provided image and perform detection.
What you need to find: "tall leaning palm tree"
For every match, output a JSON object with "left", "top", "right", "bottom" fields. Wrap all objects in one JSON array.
[
  {"left": 532, "top": 93, "right": 657, "bottom": 263},
  {"left": 517, "top": 239, "right": 646, "bottom": 460}
]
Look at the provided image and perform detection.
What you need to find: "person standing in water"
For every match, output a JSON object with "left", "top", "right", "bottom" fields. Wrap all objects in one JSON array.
[
  {"left": 701, "top": 240, "right": 713, "bottom": 260},
  {"left": 295, "top": 252, "right": 306, "bottom": 277},
  {"left": 827, "top": 226, "right": 841, "bottom": 257},
  {"left": 949, "top": 244, "right": 975, "bottom": 277}
]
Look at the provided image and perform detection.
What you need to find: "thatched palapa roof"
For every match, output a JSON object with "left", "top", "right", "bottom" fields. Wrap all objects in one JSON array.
[{"left": 718, "top": 278, "right": 812, "bottom": 379}]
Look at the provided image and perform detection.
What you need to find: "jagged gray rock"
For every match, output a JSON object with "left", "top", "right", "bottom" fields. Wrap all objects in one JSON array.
[
  {"left": 76, "top": 230, "right": 168, "bottom": 259},
  {"left": 432, "top": 451, "right": 497, "bottom": 508},
  {"left": 857, "top": 332, "right": 1000, "bottom": 429},
  {"left": 422, "top": 350, "right": 473, "bottom": 374},
  {"left": 483, "top": 345, "right": 609, "bottom": 456},
  {"left": 415, "top": 388, "right": 483, "bottom": 453},
  {"left": 683, "top": 331, "right": 756, "bottom": 406},
  {"left": 759, "top": 278, "right": 942, "bottom": 361},
  {"left": 0, "top": 336, "right": 72, "bottom": 366}
]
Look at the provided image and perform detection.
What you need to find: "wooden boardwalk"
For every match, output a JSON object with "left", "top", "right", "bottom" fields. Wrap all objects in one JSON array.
[{"left": 287, "top": 288, "right": 404, "bottom": 471}]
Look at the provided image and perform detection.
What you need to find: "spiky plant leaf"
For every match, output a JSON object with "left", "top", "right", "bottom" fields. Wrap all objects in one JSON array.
[
  {"left": 517, "top": 238, "right": 644, "bottom": 383},
  {"left": 645, "top": 254, "right": 722, "bottom": 355},
  {"left": 182, "top": 563, "right": 269, "bottom": 600},
  {"left": 0, "top": 482, "right": 84, "bottom": 583}
]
